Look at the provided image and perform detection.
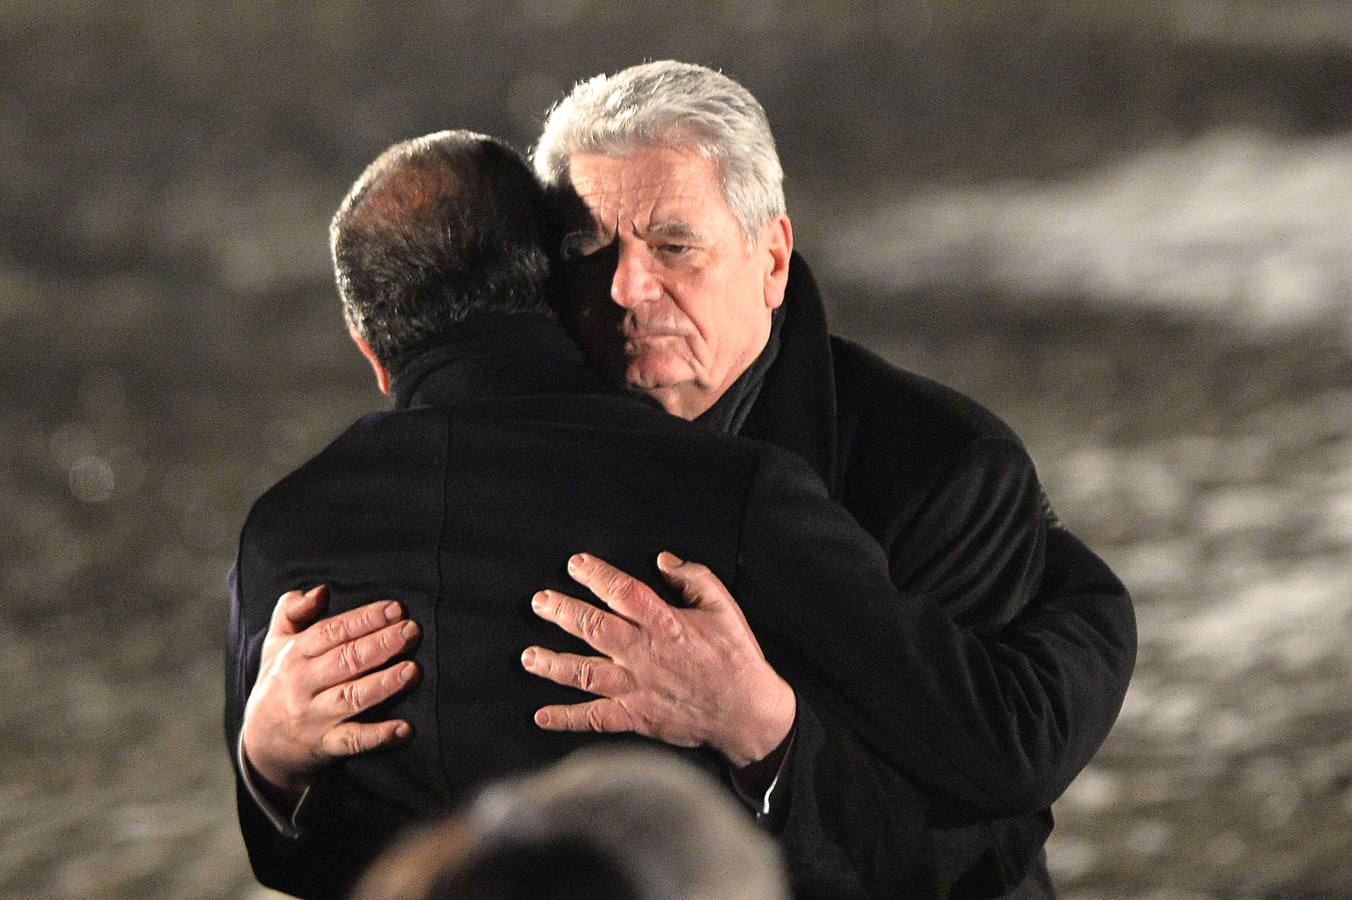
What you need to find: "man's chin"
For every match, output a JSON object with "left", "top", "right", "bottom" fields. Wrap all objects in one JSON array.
[{"left": 621, "top": 360, "right": 689, "bottom": 394}]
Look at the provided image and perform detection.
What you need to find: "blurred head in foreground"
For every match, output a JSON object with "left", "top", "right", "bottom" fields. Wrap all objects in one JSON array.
[{"left": 350, "top": 747, "right": 789, "bottom": 900}]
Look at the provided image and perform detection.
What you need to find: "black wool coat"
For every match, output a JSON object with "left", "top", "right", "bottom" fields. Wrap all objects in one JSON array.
[
  {"left": 224, "top": 312, "right": 1128, "bottom": 898},
  {"left": 736, "top": 255, "right": 1136, "bottom": 898}
]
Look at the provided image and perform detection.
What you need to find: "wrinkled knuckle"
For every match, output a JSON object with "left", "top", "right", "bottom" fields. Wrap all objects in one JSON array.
[
  {"left": 344, "top": 730, "right": 366, "bottom": 755},
  {"left": 334, "top": 642, "right": 358, "bottom": 675},
  {"left": 577, "top": 660, "right": 597, "bottom": 692},
  {"left": 602, "top": 572, "right": 628, "bottom": 598},
  {"left": 615, "top": 582, "right": 641, "bottom": 607},
  {"left": 321, "top": 618, "right": 347, "bottom": 645},
  {"left": 584, "top": 705, "right": 609, "bottom": 732},
  {"left": 338, "top": 681, "right": 363, "bottom": 713},
  {"left": 577, "top": 607, "right": 603, "bottom": 642}
]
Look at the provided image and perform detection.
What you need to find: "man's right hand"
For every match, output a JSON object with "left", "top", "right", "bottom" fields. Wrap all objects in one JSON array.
[{"left": 240, "top": 585, "right": 421, "bottom": 802}]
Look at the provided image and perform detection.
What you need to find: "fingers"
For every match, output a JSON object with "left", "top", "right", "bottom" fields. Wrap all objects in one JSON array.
[
  {"left": 520, "top": 647, "right": 631, "bottom": 696},
  {"left": 297, "top": 599, "right": 407, "bottom": 659},
  {"left": 657, "top": 551, "right": 763, "bottom": 658},
  {"left": 270, "top": 585, "right": 328, "bottom": 637},
  {"left": 531, "top": 588, "right": 636, "bottom": 654},
  {"left": 567, "top": 553, "right": 673, "bottom": 628},
  {"left": 319, "top": 718, "right": 414, "bottom": 760},
  {"left": 318, "top": 659, "right": 420, "bottom": 719},
  {"left": 308, "top": 619, "right": 421, "bottom": 692},
  {"left": 533, "top": 698, "right": 637, "bottom": 735},
  {"left": 656, "top": 552, "right": 736, "bottom": 611}
]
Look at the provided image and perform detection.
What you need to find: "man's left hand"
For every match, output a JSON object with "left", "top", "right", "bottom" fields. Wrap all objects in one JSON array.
[{"left": 521, "top": 551, "right": 796, "bottom": 768}]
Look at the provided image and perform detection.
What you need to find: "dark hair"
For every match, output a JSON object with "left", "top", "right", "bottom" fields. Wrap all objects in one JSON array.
[
  {"left": 426, "top": 836, "right": 641, "bottom": 900},
  {"left": 331, "top": 130, "right": 554, "bottom": 367}
]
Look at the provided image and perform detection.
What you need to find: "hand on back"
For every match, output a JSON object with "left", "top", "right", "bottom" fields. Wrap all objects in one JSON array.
[
  {"left": 240, "top": 586, "right": 421, "bottom": 800},
  {"left": 522, "top": 552, "right": 796, "bottom": 768}
]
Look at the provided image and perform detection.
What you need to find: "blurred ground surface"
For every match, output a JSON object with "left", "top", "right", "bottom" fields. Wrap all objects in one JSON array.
[{"left": 3, "top": 3, "right": 1351, "bottom": 898}]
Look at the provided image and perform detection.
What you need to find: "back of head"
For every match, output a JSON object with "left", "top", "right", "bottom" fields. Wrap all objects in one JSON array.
[
  {"left": 353, "top": 821, "right": 642, "bottom": 900},
  {"left": 332, "top": 130, "right": 554, "bottom": 368},
  {"left": 532, "top": 61, "right": 785, "bottom": 241},
  {"left": 351, "top": 748, "right": 789, "bottom": 900}
]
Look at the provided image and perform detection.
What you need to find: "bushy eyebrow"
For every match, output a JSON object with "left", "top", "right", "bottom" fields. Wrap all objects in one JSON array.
[
  {"left": 643, "top": 220, "right": 704, "bottom": 242},
  {"left": 564, "top": 216, "right": 705, "bottom": 246}
]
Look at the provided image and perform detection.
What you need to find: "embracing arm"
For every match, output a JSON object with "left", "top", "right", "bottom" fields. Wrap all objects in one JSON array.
[
  {"left": 516, "top": 441, "right": 1132, "bottom": 894},
  {"left": 736, "top": 443, "right": 1134, "bottom": 814},
  {"left": 521, "top": 441, "right": 1131, "bottom": 815},
  {"left": 224, "top": 566, "right": 421, "bottom": 896},
  {"left": 759, "top": 514, "right": 1128, "bottom": 895}
]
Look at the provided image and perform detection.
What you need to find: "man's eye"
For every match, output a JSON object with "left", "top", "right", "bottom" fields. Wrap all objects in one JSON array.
[{"left": 657, "top": 243, "right": 690, "bottom": 256}]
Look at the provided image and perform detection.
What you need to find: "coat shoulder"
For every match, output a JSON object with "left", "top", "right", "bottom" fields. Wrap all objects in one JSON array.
[
  {"left": 246, "top": 409, "right": 445, "bottom": 523},
  {"left": 828, "top": 334, "right": 1028, "bottom": 463},
  {"left": 237, "top": 407, "right": 452, "bottom": 589}
]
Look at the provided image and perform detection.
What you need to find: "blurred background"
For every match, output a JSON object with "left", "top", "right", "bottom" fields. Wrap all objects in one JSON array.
[{"left": 4, "top": 1, "right": 1352, "bottom": 896}]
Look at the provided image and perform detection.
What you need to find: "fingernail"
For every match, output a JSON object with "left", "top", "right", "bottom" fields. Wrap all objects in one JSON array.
[
  {"left": 521, "top": 648, "right": 536, "bottom": 667},
  {"left": 306, "top": 585, "right": 326, "bottom": 599},
  {"left": 534, "top": 710, "right": 550, "bottom": 726},
  {"left": 394, "top": 722, "right": 411, "bottom": 738},
  {"left": 400, "top": 662, "right": 417, "bottom": 682},
  {"left": 400, "top": 621, "right": 419, "bottom": 640},
  {"left": 531, "top": 591, "right": 548, "bottom": 611},
  {"left": 567, "top": 554, "right": 586, "bottom": 573},
  {"left": 658, "top": 551, "right": 683, "bottom": 570},
  {"left": 385, "top": 602, "right": 402, "bottom": 621}
]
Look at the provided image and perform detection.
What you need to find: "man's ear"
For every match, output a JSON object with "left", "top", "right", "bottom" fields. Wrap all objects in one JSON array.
[
  {"left": 759, "top": 214, "right": 793, "bottom": 311},
  {"left": 348, "top": 323, "right": 392, "bottom": 395}
]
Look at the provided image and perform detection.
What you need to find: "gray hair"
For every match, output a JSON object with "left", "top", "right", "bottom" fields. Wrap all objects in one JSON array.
[
  {"left": 472, "top": 748, "right": 789, "bottom": 900},
  {"left": 532, "top": 61, "right": 785, "bottom": 241}
]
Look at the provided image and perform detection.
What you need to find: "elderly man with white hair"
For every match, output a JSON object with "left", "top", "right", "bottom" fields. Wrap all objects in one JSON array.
[{"left": 506, "top": 61, "right": 1134, "bottom": 898}]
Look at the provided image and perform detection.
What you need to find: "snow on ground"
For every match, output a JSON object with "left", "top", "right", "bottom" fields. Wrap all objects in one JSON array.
[{"left": 826, "top": 128, "right": 1352, "bottom": 335}]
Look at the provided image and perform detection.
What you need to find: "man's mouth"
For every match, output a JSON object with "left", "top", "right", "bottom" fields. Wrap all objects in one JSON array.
[
  {"left": 625, "top": 329, "right": 681, "bottom": 340},
  {"left": 621, "top": 317, "right": 687, "bottom": 340}
]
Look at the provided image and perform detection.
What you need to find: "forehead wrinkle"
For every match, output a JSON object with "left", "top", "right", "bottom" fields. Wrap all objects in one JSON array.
[
  {"left": 569, "top": 155, "right": 719, "bottom": 240},
  {"left": 572, "top": 165, "right": 710, "bottom": 203},
  {"left": 575, "top": 179, "right": 707, "bottom": 207},
  {"left": 578, "top": 190, "right": 703, "bottom": 237}
]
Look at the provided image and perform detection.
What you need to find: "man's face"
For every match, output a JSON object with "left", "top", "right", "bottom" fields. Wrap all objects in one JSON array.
[{"left": 558, "top": 145, "right": 790, "bottom": 420}]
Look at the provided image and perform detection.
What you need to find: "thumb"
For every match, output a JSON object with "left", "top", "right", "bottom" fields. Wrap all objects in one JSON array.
[
  {"left": 656, "top": 552, "right": 729, "bottom": 610},
  {"left": 272, "top": 585, "right": 328, "bottom": 635}
]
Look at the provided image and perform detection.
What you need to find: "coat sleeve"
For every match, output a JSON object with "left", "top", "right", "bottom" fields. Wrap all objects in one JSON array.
[
  {"left": 734, "top": 442, "right": 1136, "bottom": 816},
  {"left": 224, "top": 529, "right": 394, "bottom": 898}
]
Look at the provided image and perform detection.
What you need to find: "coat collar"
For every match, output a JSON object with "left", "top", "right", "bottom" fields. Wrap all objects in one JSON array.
[
  {"left": 390, "top": 313, "right": 610, "bottom": 411},
  {"left": 384, "top": 262, "right": 841, "bottom": 494},
  {"left": 741, "top": 252, "right": 841, "bottom": 497}
]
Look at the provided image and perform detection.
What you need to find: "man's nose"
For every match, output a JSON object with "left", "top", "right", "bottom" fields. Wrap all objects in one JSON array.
[{"left": 610, "top": 243, "right": 662, "bottom": 309}]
